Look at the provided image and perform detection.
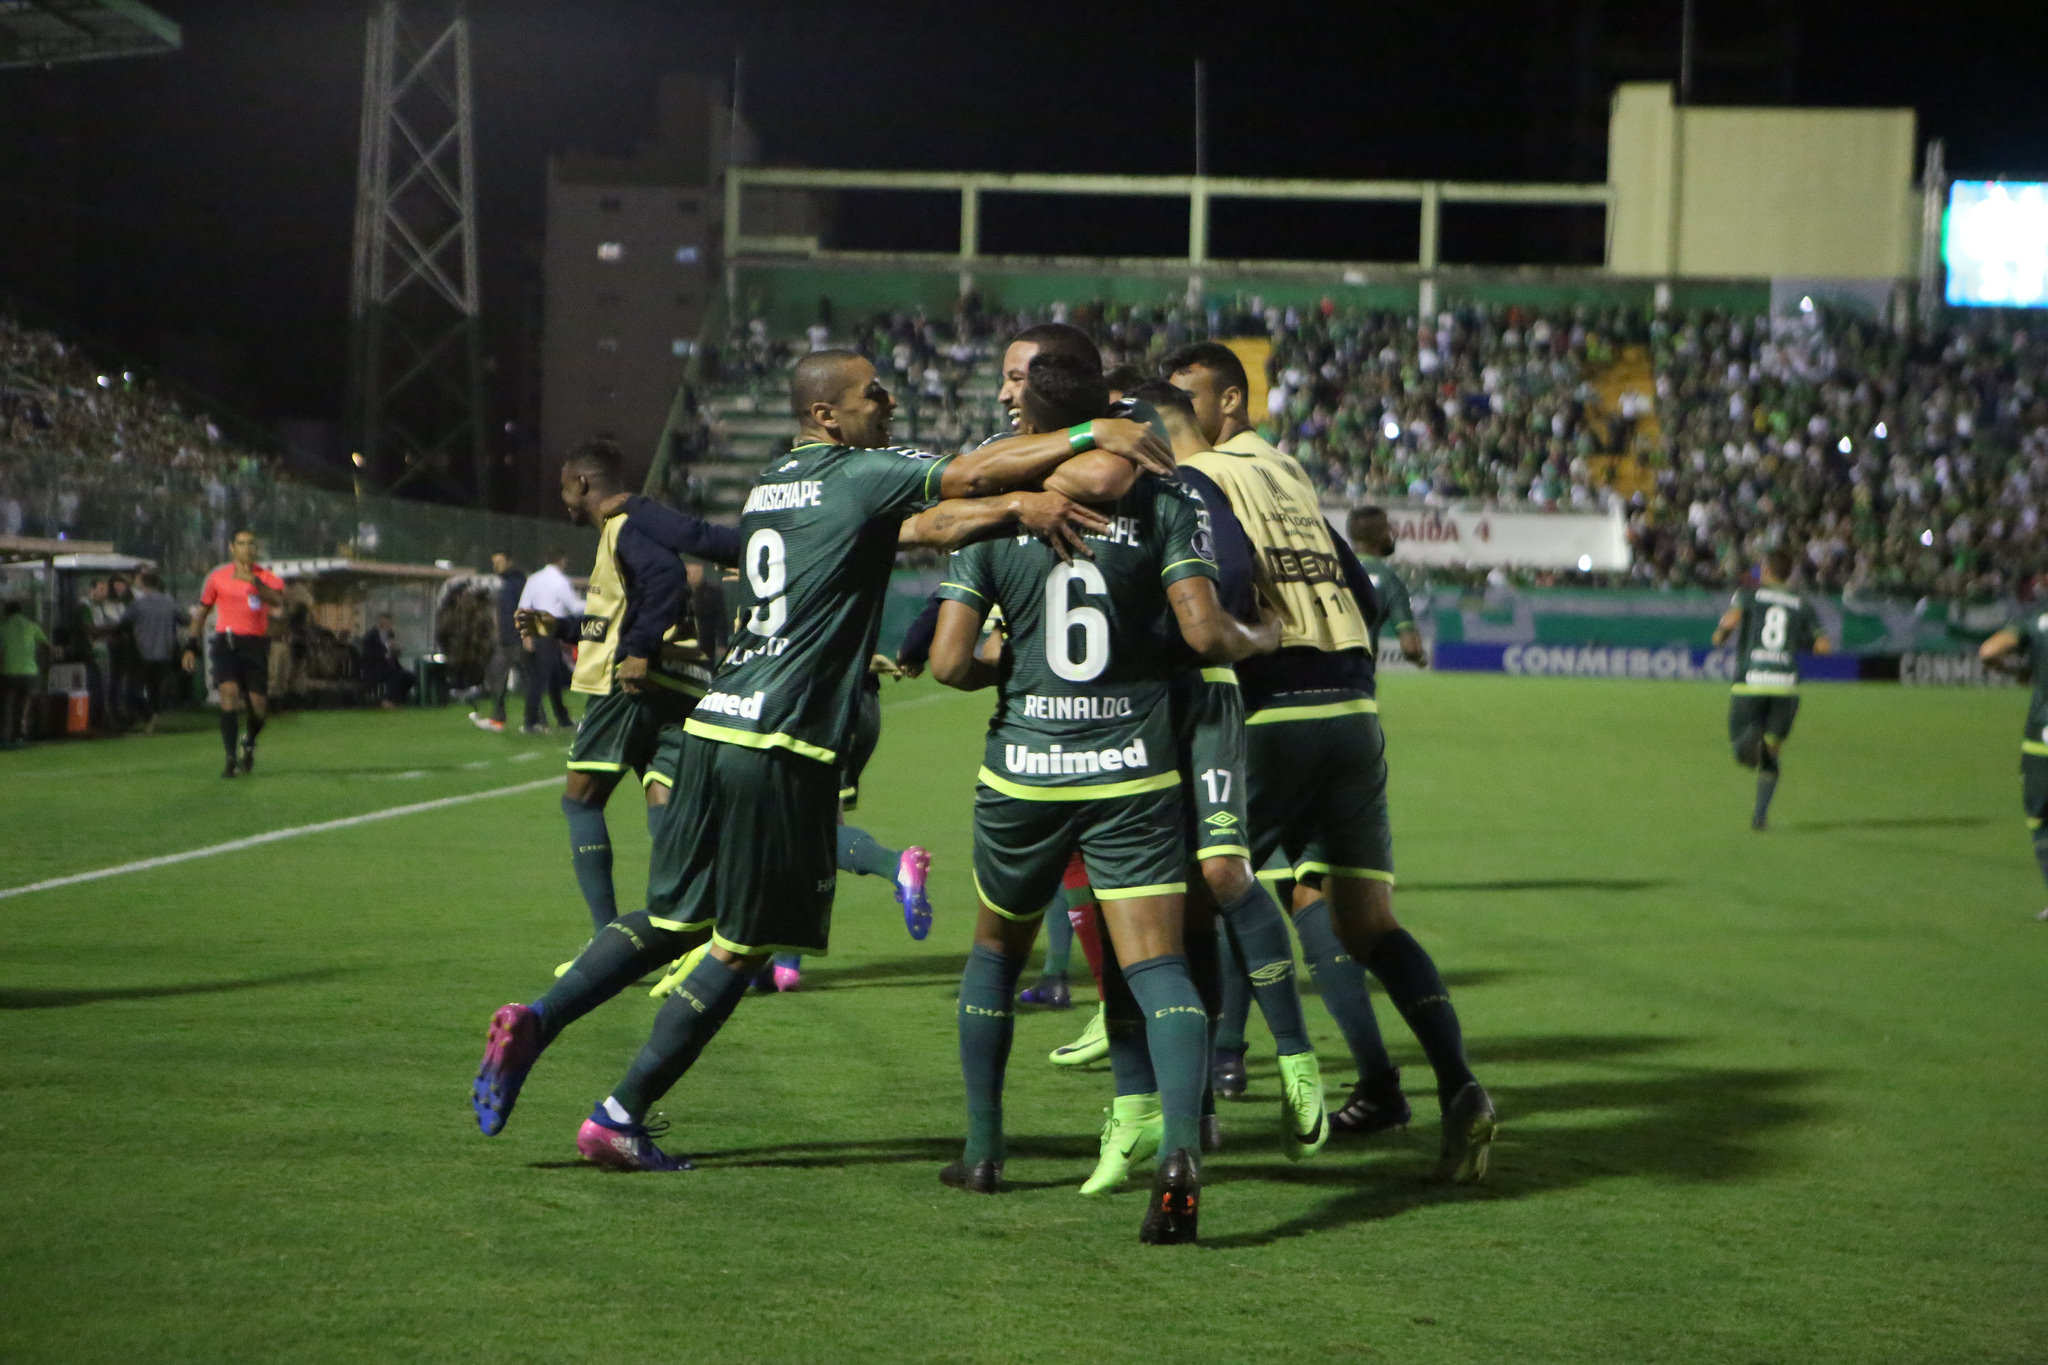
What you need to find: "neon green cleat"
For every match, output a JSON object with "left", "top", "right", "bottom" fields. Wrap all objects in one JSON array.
[
  {"left": 648, "top": 941, "right": 711, "bottom": 998},
  {"left": 1081, "top": 1092, "right": 1162, "bottom": 1195},
  {"left": 553, "top": 938, "right": 593, "bottom": 979},
  {"left": 1049, "top": 1005, "right": 1108, "bottom": 1066},
  {"left": 1278, "top": 1050, "right": 1329, "bottom": 1161}
]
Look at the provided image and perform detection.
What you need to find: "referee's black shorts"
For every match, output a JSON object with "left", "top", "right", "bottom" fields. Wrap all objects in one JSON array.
[{"left": 209, "top": 632, "right": 271, "bottom": 696}]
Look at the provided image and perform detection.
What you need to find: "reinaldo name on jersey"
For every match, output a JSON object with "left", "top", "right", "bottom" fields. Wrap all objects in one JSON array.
[
  {"left": 1003, "top": 738, "right": 1153, "bottom": 777},
  {"left": 1021, "top": 693, "right": 1137, "bottom": 720},
  {"left": 743, "top": 480, "right": 825, "bottom": 513}
]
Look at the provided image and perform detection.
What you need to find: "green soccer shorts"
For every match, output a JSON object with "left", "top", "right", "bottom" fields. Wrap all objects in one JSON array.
[
  {"left": 567, "top": 688, "right": 695, "bottom": 786},
  {"left": 1728, "top": 692, "right": 1801, "bottom": 753},
  {"left": 1173, "top": 667, "right": 1251, "bottom": 862},
  {"left": 971, "top": 782, "right": 1186, "bottom": 920},
  {"left": 644, "top": 733, "right": 841, "bottom": 955},
  {"left": 1244, "top": 697, "right": 1393, "bottom": 886}
]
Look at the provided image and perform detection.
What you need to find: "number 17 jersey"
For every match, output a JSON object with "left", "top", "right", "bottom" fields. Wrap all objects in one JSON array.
[{"left": 937, "top": 476, "right": 1217, "bottom": 798}]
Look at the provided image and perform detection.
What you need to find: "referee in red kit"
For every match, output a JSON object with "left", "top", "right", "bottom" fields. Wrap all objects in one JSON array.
[{"left": 187, "top": 529, "right": 285, "bottom": 778}]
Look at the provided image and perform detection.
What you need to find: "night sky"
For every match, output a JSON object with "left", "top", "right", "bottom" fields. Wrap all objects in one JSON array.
[{"left": 3, "top": 0, "right": 2044, "bottom": 454}]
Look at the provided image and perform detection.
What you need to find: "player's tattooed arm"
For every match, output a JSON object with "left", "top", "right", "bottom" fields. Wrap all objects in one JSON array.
[
  {"left": 937, "top": 418, "right": 1174, "bottom": 500},
  {"left": 899, "top": 492, "right": 1109, "bottom": 561},
  {"left": 929, "top": 599, "right": 1006, "bottom": 691},
  {"left": 1044, "top": 450, "right": 1140, "bottom": 504},
  {"left": 1168, "top": 576, "right": 1282, "bottom": 664}
]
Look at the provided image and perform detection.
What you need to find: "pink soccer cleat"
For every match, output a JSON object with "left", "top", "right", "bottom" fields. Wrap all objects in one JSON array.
[
  {"left": 772, "top": 964, "right": 803, "bottom": 992},
  {"left": 896, "top": 846, "right": 933, "bottom": 940}
]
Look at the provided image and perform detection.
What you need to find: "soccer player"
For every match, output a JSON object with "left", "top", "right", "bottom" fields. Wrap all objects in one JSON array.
[
  {"left": 1976, "top": 600, "right": 2048, "bottom": 917},
  {"left": 1347, "top": 506, "right": 1429, "bottom": 668},
  {"left": 520, "top": 440, "right": 743, "bottom": 949},
  {"left": 929, "top": 352, "right": 1279, "bottom": 1245},
  {"left": 1167, "top": 340, "right": 1497, "bottom": 1182},
  {"left": 470, "top": 350, "right": 1168, "bottom": 1173},
  {"left": 1712, "top": 549, "right": 1832, "bottom": 831},
  {"left": 187, "top": 530, "right": 284, "bottom": 778}
]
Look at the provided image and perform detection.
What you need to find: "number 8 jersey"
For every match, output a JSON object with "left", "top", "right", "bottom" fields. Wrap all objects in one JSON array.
[
  {"left": 684, "top": 441, "right": 952, "bottom": 766},
  {"left": 1730, "top": 585, "right": 1822, "bottom": 694},
  {"left": 937, "top": 476, "right": 1217, "bottom": 797}
]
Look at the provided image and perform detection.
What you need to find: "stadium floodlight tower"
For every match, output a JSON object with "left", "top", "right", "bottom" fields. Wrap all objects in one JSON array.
[
  {"left": 0, "top": 0, "right": 180, "bottom": 68},
  {"left": 347, "top": 0, "right": 489, "bottom": 505}
]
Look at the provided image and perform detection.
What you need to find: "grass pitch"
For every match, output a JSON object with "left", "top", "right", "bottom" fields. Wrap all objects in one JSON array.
[{"left": 1, "top": 674, "right": 2043, "bottom": 1363}]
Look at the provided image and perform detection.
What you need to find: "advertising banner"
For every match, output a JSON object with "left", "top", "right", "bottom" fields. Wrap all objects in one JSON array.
[
  {"left": 1435, "top": 642, "right": 1862, "bottom": 683},
  {"left": 1338, "top": 506, "right": 1631, "bottom": 571}
]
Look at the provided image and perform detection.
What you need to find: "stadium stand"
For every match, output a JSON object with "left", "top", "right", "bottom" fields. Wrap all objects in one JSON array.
[{"left": 692, "top": 298, "right": 2045, "bottom": 599}]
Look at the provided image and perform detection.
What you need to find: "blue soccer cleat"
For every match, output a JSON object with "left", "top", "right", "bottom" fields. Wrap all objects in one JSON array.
[
  {"left": 896, "top": 846, "right": 933, "bottom": 940},
  {"left": 472, "top": 1003, "right": 543, "bottom": 1137},
  {"left": 575, "top": 1109, "right": 693, "bottom": 1172}
]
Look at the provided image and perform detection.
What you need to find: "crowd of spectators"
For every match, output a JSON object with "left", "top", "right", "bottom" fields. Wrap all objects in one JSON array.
[
  {"left": 0, "top": 315, "right": 356, "bottom": 579},
  {"left": 716, "top": 294, "right": 2043, "bottom": 599}
]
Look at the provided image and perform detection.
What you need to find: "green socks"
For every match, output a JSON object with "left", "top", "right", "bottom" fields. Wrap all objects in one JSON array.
[
  {"left": 1122, "top": 953, "right": 1208, "bottom": 1161},
  {"left": 1213, "top": 919, "right": 1250, "bottom": 1054},
  {"left": 1220, "top": 882, "right": 1311, "bottom": 1054},
  {"left": 1363, "top": 928, "right": 1476, "bottom": 1107},
  {"left": 1041, "top": 893, "right": 1074, "bottom": 977},
  {"left": 836, "top": 825, "right": 901, "bottom": 879},
  {"left": 957, "top": 943, "right": 1024, "bottom": 1165},
  {"left": 561, "top": 795, "right": 617, "bottom": 932},
  {"left": 1293, "top": 897, "right": 1396, "bottom": 1082},
  {"left": 1754, "top": 748, "right": 1781, "bottom": 827},
  {"left": 532, "top": 911, "right": 684, "bottom": 1044},
  {"left": 609, "top": 953, "right": 751, "bottom": 1121}
]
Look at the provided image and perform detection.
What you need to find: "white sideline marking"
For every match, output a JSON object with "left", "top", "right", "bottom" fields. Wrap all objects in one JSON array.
[{"left": 0, "top": 778, "right": 559, "bottom": 901}]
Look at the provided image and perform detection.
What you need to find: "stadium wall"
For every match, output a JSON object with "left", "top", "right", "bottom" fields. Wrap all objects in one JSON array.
[{"left": 734, "top": 262, "right": 1769, "bottom": 332}]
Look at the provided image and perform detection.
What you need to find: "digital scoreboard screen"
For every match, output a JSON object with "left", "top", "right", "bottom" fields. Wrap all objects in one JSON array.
[{"left": 1944, "top": 181, "right": 2048, "bottom": 308}]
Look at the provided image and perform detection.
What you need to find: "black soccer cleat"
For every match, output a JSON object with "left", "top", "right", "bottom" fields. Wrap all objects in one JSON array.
[
  {"left": 1138, "top": 1148, "right": 1200, "bottom": 1245},
  {"left": 221, "top": 760, "right": 238, "bottom": 779},
  {"left": 1434, "top": 1081, "right": 1498, "bottom": 1183},
  {"left": 1330, "top": 1067, "right": 1411, "bottom": 1137},
  {"left": 1211, "top": 1046, "right": 1248, "bottom": 1098},
  {"left": 238, "top": 743, "right": 255, "bottom": 775},
  {"left": 939, "top": 1158, "right": 1003, "bottom": 1194}
]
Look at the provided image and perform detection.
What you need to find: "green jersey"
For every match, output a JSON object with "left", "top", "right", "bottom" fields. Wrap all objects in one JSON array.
[
  {"left": 937, "top": 476, "right": 1217, "bottom": 798},
  {"left": 1358, "top": 555, "right": 1414, "bottom": 653},
  {"left": 2004, "top": 607, "right": 2048, "bottom": 753},
  {"left": 684, "top": 441, "right": 952, "bottom": 766},
  {"left": 1730, "top": 585, "right": 1821, "bottom": 694}
]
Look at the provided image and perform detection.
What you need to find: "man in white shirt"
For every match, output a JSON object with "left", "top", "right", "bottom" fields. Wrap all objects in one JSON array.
[{"left": 515, "top": 551, "right": 583, "bottom": 733}]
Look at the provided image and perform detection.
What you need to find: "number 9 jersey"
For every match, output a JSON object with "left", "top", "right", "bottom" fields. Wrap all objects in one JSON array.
[
  {"left": 936, "top": 476, "right": 1216, "bottom": 798},
  {"left": 683, "top": 441, "right": 952, "bottom": 767}
]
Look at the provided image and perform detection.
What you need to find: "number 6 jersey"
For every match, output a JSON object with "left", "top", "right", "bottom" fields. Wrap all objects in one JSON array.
[
  {"left": 1729, "top": 585, "right": 1822, "bottom": 694},
  {"left": 684, "top": 441, "right": 951, "bottom": 766},
  {"left": 937, "top": 476, "right": 1217, "bottom": 798}
]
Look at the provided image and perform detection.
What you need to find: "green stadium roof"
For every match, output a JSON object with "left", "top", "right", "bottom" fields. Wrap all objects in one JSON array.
[{"left": 0, "top": 0, "right": 180, "bottom": 69}]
